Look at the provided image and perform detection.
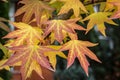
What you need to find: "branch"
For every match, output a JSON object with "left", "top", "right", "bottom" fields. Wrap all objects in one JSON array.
[
  {"left": 52, "top": 9, "right": 73, "bottom": 20},
  {"left": 82, "top": 0, "right": 106, "bottom": 5}
]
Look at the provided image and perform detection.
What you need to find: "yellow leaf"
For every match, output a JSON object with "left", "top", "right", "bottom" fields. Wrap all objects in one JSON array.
[
  {"left": 83, "top": 12, "right": 117, "bottom": 36},
  {"left": 44, "top": 45, "right": 66, "bottom": 69},
  {"left": 3, "top": 45, "right": 54, "bottom": 80},
  {"left": 104, "top": 0, "right": 120, "bottom": 11},
  {"left": 85, "top": 4, "right": 94, "bottom": 14},
  {"left": 58, "top": 0, "right": 88, "bottom": 17},
  {"left": 0, "top": 59, "right": 10, "bottom": 70},
  {"left": 3, "top": 22, "right": 43, "bottom": 46},
  {"left": 15, "top": 0, "right": 53, "bottom": 24}
]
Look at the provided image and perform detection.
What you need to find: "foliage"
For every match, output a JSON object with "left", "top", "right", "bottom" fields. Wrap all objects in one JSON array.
[{"left": 0, "top": 0, "right": 120, "bottom": 80}]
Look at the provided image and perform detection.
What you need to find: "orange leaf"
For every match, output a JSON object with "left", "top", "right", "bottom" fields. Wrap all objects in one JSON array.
[
  {"left": 60, "top": 40, "right": 101, "bottom": 76},
  {"left": 83, "top": 12, "right": 117, "bottom": 36},
  {"left": 3, "top": 45, "right": 54, "bottom": 80},
  {"left": 15, "top": 0, "right": 53, "bottom": 24},
  {"left": 3, "top": 22, "right": 43, "bottom": 46},
  {"left": 44, "top": 18, "right": 85, "bottom": 43},
  {"left": 110, "top": 10, "right": 120, "bottom": 19},
  {"left": 58, "top": 0, "right": 88, "bottom": 17}
]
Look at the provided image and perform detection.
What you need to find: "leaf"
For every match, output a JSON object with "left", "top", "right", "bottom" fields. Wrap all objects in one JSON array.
[
  {"left": 3, "top": 45, "right": 54, "bottom": 80},
  {"left": 15, "top": 0, "right": 53, "bottom": 24},
  {"left": 85, "top": 4, "right": 94, "bottom": 14},
  {"left": 0, "top": 59, "right": 10, "bottom": 70},
  {"left": 83, "top": 12, "right": 117, "bottom": 36},
  {"left": 44, "top": 18, "right": 86, "bottom": 43},
  {"left": 58, "top": 0, "right": 88, "bottom": 17},
  {"left": 49, "top": 1, "right": 64, "bottom": 12},
  {"left": 104, "top": 0, "right": 120, "bottom": 11},
  {"left": 44, "top": 45, "right": 66, "bottom": 69},
  {"left": 110, "top": 10, "right": 120, "bottom": 19},
  {"left": 0, "top": 42, "right": 8, "bottom": 57},
  {"left": 60, "top": 40, "right": 101, "bottom": 76},
  {"left": 0, "top": 17, "right": 10, "bottom": 32},
  {"left": 0, "top": 77, "right": 3, "bottom": 80},
  {"left": 3, "top": 22, "right": 43, "bottom": 46}
]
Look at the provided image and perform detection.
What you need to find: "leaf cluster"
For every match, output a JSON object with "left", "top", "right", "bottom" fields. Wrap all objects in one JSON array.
[{"left": 0, "top": 0, "right": 120, "bottom": 80}]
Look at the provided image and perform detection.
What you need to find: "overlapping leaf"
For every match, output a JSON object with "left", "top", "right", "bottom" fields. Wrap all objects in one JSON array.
[
  {"left": 44, "top": 18, "right": 86, "bottom": 43},
  {"left": 3, "top": 22, "right": 43, "bottom": 46},
  {"left": 83, "top": 12, "right": 117, "bottom": 36},
  {"left": 15, "top": 0, "right": 53, "bottom": 24},
  {"left": 44, "top": 45, "right": 66, "bottom": 69},
  {"left": 60, "top": 40, "right": 101, "bottom": 76},
  {"left": 108, "top": 0, "right": 120, "bottom": 19},
  {"left": 58, "top": 0, "right": 88, "bottom": 17},
  {"left": 105, "top": 0, "right": 120, "bottom": 11},
  {"left": 110, "top": 10, "right": 120, "bottom": 19},
  {"left": 0, "top": 17, "right": 10, "bottom": 32},
  {"left": 3, "top": 45, "right": 54, "bottom": 80}
]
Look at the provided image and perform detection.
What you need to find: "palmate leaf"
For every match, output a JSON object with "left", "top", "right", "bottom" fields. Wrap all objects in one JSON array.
[
  {"left": 44, "top": 45, "right": 66, "bottom": 69},
  {"left": 3, "top": 22, "right": 43, "bottom": 46},
  {"left": 58, "top": 0, "right": 88, "bottom": 17},
  {"left": 15, "top": 0, "right": 53, "bottom": 24},
  {"left": 83, "top": 12, "right": 117, "bottom": 36},
  {"left": 44, "top": 18, "right": 86, "bottom": 43},
  {"left": 60, "top": 40, "right": 101, "bottom": 76},
  {"left": 3, "top": 45, "right": 54, "bottom": 80}
]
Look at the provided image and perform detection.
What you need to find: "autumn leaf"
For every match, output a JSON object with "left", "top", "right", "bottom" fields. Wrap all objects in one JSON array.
[
  {"left": 58, "top": 0, "right": 88, "bottom": 17},
  {"left": 2, "top": 45, "right": 54, "bottom": 80},
  {"left": 15, "top": 0, "right": 53, "bottom": 24},
  {"left": 3, "top": 22, "right": 43, "bottom": 46},
  {"left": 0, "top": 59, "right": 10, "bottom": 70},
  {"left": 110, "top": 10, "right": 120, "bottom": 19},
  {"left": 0, "top": 17, "right": 10, "bottom": 32},
  {"left": 83, "top": 12, "right": 117, "bottom": 36},
  {"left": 104, "top": 0, "right": 120, "bottom": 11},
  {"left": 44, "top": 18, "right": 86, "bottom": 43},
  {"left": 60, "top": 40, "right": 101, "bottom": 76},
  {"left": 44, "top": 45, "right": 66, "bottom": 69}
]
